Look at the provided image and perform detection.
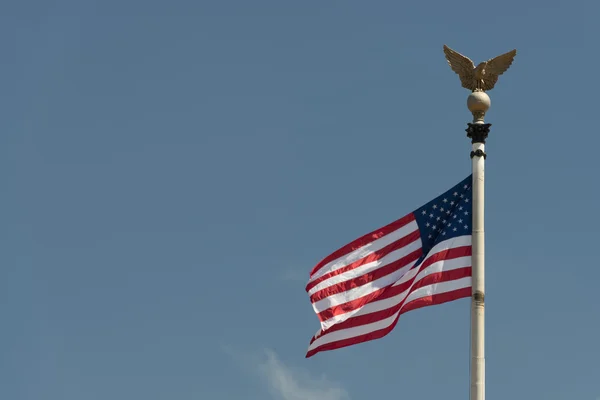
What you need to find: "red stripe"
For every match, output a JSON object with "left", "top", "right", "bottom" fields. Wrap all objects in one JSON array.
[
  {"left": 308, "top": 267, "right": 470, "bottom": 346},
  {"left": 314, "top": 250, "right": 422, "bottom": 322},
  {"left": 316, "top": 284, "right": 386, "bottom": 323},
  {"left": 309, "top": 213, "right": 416, "bottom": 278},
  {"left": 375, "top": 246, "right": 471, "bottom": 303},
  {"left": 306, "top": 229, "right": 421, "bottom": 293},
  {"left": 305, "top": 287, "right": 471, "bottom": 358},
  {"left": 318, "top": 267, "right": 471, "bottom": 336},
  {"left": 314, "top": 245, "right": 471, "bottom": 322},
  {"left": 417, "top": 246, "right": 471, "bottom": 275},
  {"left": 309, "top": 248, "right": 422, "bottom": 303}
]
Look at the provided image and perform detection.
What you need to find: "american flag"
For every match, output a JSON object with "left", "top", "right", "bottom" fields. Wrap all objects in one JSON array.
[{"left": 305, "top": 175, "right": 473, "bottom": 358}]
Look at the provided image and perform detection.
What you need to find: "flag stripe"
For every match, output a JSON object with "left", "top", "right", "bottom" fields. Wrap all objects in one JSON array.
[
  {"left": 306, "top": 236, "right": 471, "bottom": 355},
  {"left": 308, "top": 279, "right": 472, "bottom": 353},
  {"left": 308, "top": 214, "right": 417, "bottom": 282},
  {"left": 317, "top": 255, "right": 471, "bottom": 331},
  {"left": 311, "top": 252, "right": 420, "bottom": 325},
  {"left": 314, "top": 268, "right": 471, "bottom": 340},
  {"left": 305, "top": 286, "right": 471, "bottom": 357},
  {"left": 315, "top": 258, "right": 420, "bottom": 328},
  {"left": 312, "top": 239, "right": 470, "bottom": 336},
  {"left": 309, "top": 245, "right": 422, "bottom": 303},
  {"left": 306, "top": 229, "right": 422, "bottom": 294}
]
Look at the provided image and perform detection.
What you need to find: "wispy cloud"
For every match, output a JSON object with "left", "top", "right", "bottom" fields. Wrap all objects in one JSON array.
[
  {"left": 259, "top": 349, "right": 349, "bottom": 400},
  {"left": 225, "top": 346, "right": 349, "bottom": 400}
]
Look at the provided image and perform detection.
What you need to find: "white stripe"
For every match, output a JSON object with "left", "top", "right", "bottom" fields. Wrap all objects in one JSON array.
[
  {"left": 312, "top": 236, "right": 471, "bottom": 328},
  {"left": 311, "top": 236, "right": 472, "bottom": 342},
  {"left": 391, "top": 235, "right": 471, "bottom": 288},
  {"left": 320, "top": 255, "right": 471, "bottom": 326},
  {"left": 308, "top": 220, "right": 419, "bottom": 284},
  {"left": 311, "top": 258, "right": 418, "bottom": 314},
  {"left": 308, "top": 277, "right": 471, "bottom": 352},
  {"left": 314, "top": 262, "right": 418, "bottom": 331},
  {"left": 404, "top": 277, "right": 471, "bottom": 306},
  {"left": 307, "top": 237, "right": 422, "bottom": 296},
  {"left": 315, "top": 257, "right": 418, "bottom": 332}
]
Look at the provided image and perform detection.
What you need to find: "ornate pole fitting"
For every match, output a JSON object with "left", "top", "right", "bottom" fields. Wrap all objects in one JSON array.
[{"left": 466, "top": 123, "right": 491, "bottom": 144}]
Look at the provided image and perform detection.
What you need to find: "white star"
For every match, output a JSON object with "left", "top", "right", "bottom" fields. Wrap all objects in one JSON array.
[
  {"left": 453, "top": 215, "right": 457, "bottom": 219},
  {"left": 422, "top": 210, "right": 427, "bottom": 215},
  {"left": 432, "top": 225, "right": 437, "bottom": 230},
  {"left": 465, "top": 199, "right": 469, "bottom": 203},
  {"left": 447, "top": 223, "right": 452, "bottom": 227},
  {"left": 459, "top": 219, "right": 463, "bottom": 223},
  {"left": 464, "top": 184, "right": 468, "bottom": 189},
  {"left": 442, "top": 219, "right": 446, "bottom": 224},
  {"left": 450, "top": 201, "right": 455, "bottom": 206},
  {"left": 429, "top": 213, "right": 434, "bottom": 218},
  {"left": 464, "top": 225, "right": 469, "bottom": 229},
  {"left": 442, "top": 231, "right": 446, "bottom": 236},
  {"left": 464, "top": 211, "right": 469, "bottom": 216},
  {"left": 433, "top": 204, "right": 438, "bottom": 209},
  {"left": 453, "top": 227, "right": 457, "bottom": 232},
  {"left": 426, "top": 222, "right": 430, "bottom": 227},
  {"left": 436, "top": 217, "right": 441, "bottom": 221},
  {"left": 443, "top": 198, "right": 448, "bottom": 203},
  {"left": 428, "top": 234, "right": 433, "bottom": 239},
  {"left": 453, "top": 192, "right": 458, "bottom": 196},
  {"left": 440, "top": 207, "right": 445, "bottom": 212},
  {"left": 459, "top": 206, "right": 463, "bottom": 211},
  {"left": 446, "top": 210, "right": 451, "bottom": 215},
  {"left": 460, "top": 194, "right": 464, "bottom": 198}
]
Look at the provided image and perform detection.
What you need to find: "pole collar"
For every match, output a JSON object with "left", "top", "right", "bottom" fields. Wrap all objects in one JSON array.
[
  {"left": 470, "top": 149, "right": 487, "bottom": 159},
  {"left": 473, "top": 291, "right": 485, "bottom": 304}
]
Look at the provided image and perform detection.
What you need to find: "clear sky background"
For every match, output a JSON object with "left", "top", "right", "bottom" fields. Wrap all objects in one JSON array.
[{"left": 2, "top": 1, "right": 598, "bottom": 399}]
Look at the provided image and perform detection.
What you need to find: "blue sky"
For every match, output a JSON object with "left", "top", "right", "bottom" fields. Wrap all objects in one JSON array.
[{"left": 1, "top": 1, "right": 598, "bottom": 399}]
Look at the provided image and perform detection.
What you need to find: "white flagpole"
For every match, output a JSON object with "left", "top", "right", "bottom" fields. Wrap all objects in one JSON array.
[
  {"left": 466, "top": 92, "right": 491, "bottom": 400},
  {"left": 441, "top": 44, "right": 516, "bottom": 400}
]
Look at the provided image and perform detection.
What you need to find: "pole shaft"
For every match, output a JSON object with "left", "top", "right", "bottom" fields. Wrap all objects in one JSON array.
[{"left": 470, "top": 141, "right": 485, "bottom": 400}]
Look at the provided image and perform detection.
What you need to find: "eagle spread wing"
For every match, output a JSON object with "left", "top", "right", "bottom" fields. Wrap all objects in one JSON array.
[
  {"left": 443, "top": 45, "right": 476, "bottom": 90},
  {"left": 480, "top": 49, "right": 517, "bottom": 91}
]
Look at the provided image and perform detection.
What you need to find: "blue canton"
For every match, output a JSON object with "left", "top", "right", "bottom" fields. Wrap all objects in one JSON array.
[{"left": 413, "top": 175, "right": 472, "bottom": 255}]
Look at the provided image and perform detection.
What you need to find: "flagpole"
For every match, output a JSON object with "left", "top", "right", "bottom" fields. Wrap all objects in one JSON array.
[
  {"left": 442, "top": 44, "right": 516, "bottom": 400},
  {"left": 466, "top": 92, "right": 490, "bottom": 400}
]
